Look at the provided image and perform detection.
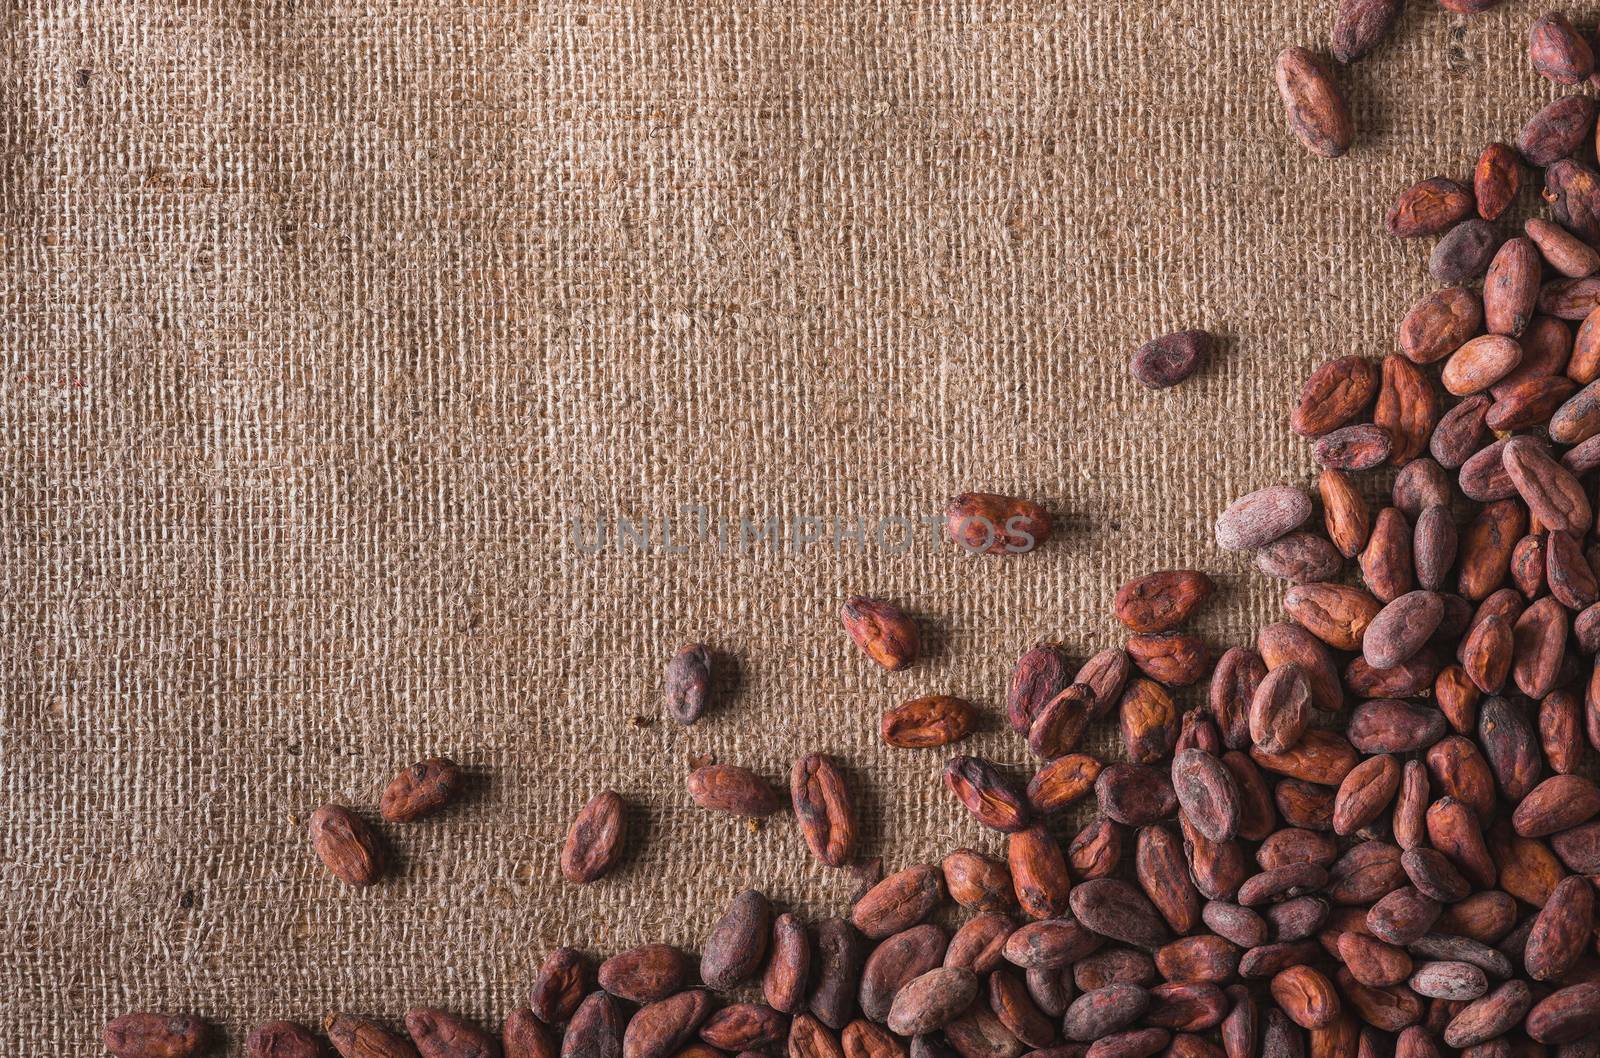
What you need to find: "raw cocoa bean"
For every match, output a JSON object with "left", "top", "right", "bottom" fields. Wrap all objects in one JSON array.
[
  {"left": 1458, "top": 500, "right": 1527, "bottom": 601},
  {"left": 1315, "top": 425, "right": 1392, "bottom": 470},
  {"left": 1027, "top": 754, "right": 1104, "bottom": 816},
  {"left": 1544, "top": 160, "right": 1600, "bottom": 244},
  {"left": 1119, "top": 678, "right": 1179, "bottom": 763},
  {"left": 1285, "top": 582, "right": 1379, "bottom": 651},
  {"left": 945, "top": 757, "right": 1030, "bottom": 832},
  {"left": 882, "top": 696, "right": 976, "bottom": 749},
  {"left": 1387, "top": 178, "right": 1474, "bottom": 238},
  {"left": 1401, "top": 288, "right": 1484, "bottom": 364},
  {"left": 860, "top": 924, "right": 949, "bottom": 1022},
  {"left": 1442, "top": 980, "right": 1532, "bottom": 1047},
  {"left": 945, "top": 912, "right": 1014, "bottom": 974},
  {"left": 1003, "top": 918, "right": 1104, "bottom": 970},
  {"left": 1431, "top": 221, "right": 1500, "bottom": 285},
  {"left": 1319, "top": 469, "right": 1372, "bottom": 558},
  {"left": 1065, "top": 985, "right": 1150, "bottom": 1042},
  {"left": 702, "top": 890, "right": 772, "bottom": 990},
  {"left": 989, "top": 970, "right": 1057, "bottom": 1049},
  {"left": 403, "top": 1011, "right": 496, "bottom": 1058},
  {"left": 809, "top": 919, "right": 867, "bottom": 1030},
  {"left": 943, "top": 849, "right": 1019, "bottom": 913},
  {"left": 1347, "top": 698, "right": 1446, "bottom": 754},
  {"left": 601, "top": 945, "right": 689, "bottom": 1005},
  {"left": 1364, "top": 591, "right": 1444, "bottom": 669},
  {"left": 788, "top": 1015, "right": 845, "bottom": 1058},
  {"left": 1136, "top": 825, "right": 1202, "bottom": 934},
  {"left": 665, "top": 645, "right": 712, "bottom": 724},
  {"left": 792, "top": 754, "right": 855, "bottom": 869},
  {"left": 1531, "top": 12, "right": 1595, "bottom": 84},
  {"left": 248, "top": 1021, "right": 325, "bottom": 1058},
  {"left": 1131, "top": 331, "right": 1211, "bottom": 389},
  {"left": 1156, "top": 934, "right": 1241, "bottom": 984},
  {"left": 1210, "top": 647, "right": 1266, "bottom": 749},
  {"left": 1334, "top": 753, "right": 1401, "bottom": 836},
  {"left": 1524, "top": 95, "right": 1599, "bottom": 165},
  {"left": 1257, "top": 532, "right": 1344, "bottom": 583},
  {"left": 1445, "top": 336, "right": 1524, "bottom": 395},
  {"left": 1368, "top": 887, "right": 1442, "bottom": 946},
  {"left": 944, "top": 1004, "right": 1027, "bottom": 1058},
  {"left": 1325, "top": 839, "right": 1406, "bottom": 905},
  {"left": 1008, "top": 826, "right": 1071, "bottom": 920},
  {"left": 1275, "top": 47, "right": 1352, "bottom": 158},
  {"left": 841, "top": 597, "right": 919, "bottom": 670},
  {"left": 623, "top": 993, "right": 714, "bottom": 1058},
  {"left": 531, "top": 948, "right": 591, "bottom": 1024},
  {"left": 1248, "top": 729, "right": 1359, "bottom": 785},
  {"left": 1029, "top": 685, "right": 1091, "bottom": 759},
  {"left": 1431, "top": 394, "right": 1490, "bottom": 469},
  {"left": 1401, "top": 847, "right": 1470, "bottom": 903},
  {"left": 1097, "top": 763, "right": 1178, "bottom": 826},
  {"left": 1525, "top": 983, "right": 1600, "bottom": 1044},
  {"left": 1524, "top": 875, "right": 1593, "bottom": 981},
  {"left": 1271, "top": 966, "right": 1341, "bottom": 1030},
  {"left": 562, "top": 790, "right": 627, "bottom": 884},
  {"left": 1545, "top": 529, "right": 1597, "bottom": 607},
  {"left": 1293, "top": 356, "right": 1381, "bottom": 435},
  {"left": 1512, "top": 596, "right": 1568, "bottom": 699},
  {"left": 946, "top": 493, "right": 1052, "bottom": 555},
  {"left": 1115, "top": 570, "right": 1214, "bottom": 633},
  {"left": 1216, "top": 486, "right": 1313, "bottom": 551},
  {"left": 308, "top": 804, "right": 384, "bottom": 888},
  {"left": 687, "top": 765, "right": 782, "bottom": 817},
  {"left": 561, "top": 995, "right": 624, "bottom": 1058},
  {"left": 1513, "top": 774, "right": 1600, "bottom": 836},
  {"left": 325, "top": 1015, "right": 419, "bottom": 1058},
  {"left": 1331, "top": 0, "right": 1402, "bottom": 61},
  {"left": 701, "top": 1005, "right": 788, "bottom": 1053},
  {"left": 1376, "top": 355, "right": 1440, "bottom": 465},
  {"left": 1007, "top": 645, "right": 1072, "bottom": 733},
  {"left": 842, "top": 1020, "right": 903, "bottom": 1058},
  {"left": 1126, "top": 634, "right": 1210, "bottom": 688},
  {"left": 1362, "top": 507, "right": 1415, "bottom": 603},
  {"left": 1170, "top": 749, "right": 1241, "bottom": 842},
  {"left": 104, "top": 1014, "right": 210, "bottom": 1058},
  {"left": 1070, "top": 878, "right": 1170, "bottom": 952},
  {"left": 1068, "top": 819, "right": 1123, "bottom": 882},
  {"left": 887, "top": 969, "right": 980, "bottom": 1036},
  {"left": 1476, "top": 144, "right": 1523, "bottom": 222},
  {"left": 380, "top": 757, "right": 464, "bottom": 823}
]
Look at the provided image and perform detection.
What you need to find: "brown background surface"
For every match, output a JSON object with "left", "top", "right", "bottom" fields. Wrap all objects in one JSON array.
[{"left": 0, "top": 0, "right": 1573, "bottom": 1053}]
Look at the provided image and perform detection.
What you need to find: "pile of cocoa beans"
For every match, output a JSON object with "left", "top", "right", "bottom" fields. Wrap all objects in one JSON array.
[{"left": 102, "top": 9, "right": 1600, "bottom": 1058}]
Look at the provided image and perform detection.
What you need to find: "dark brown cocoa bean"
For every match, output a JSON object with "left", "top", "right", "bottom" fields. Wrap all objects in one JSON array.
[
  {"left": 808, "top": 919, "right": 867, "bottom": 1031},
  {"left": 1431, "top": 221, "right": 1500, "bottom": 284},
  {"left": 1131, "top": 331, "right": 1211, "bottom": 389},
  {"left": 1007, "top": 645, "right": 1072, "bottom": 733},
  {"left": 1071, "top": 878, "right": 1171, "bottom": 952},
  {"left": 665, "top": 645, "right": 712, "bottom": 724}
]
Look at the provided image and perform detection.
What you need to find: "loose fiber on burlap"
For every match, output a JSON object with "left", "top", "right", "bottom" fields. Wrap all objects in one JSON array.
[{"left": 0, "top": 0, "right": 1557, "bottom": 1052}]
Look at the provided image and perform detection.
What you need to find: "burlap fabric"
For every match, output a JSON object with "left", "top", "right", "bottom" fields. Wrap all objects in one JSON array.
[{"left": 1, "top": 0, "right": 1567, "bottom": 1052}]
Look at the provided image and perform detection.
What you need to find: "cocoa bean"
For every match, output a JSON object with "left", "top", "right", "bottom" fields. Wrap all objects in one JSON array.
[
  {"left": 841, "top": 597, "right": 919, "bottom": 670},
  {"left": 380, "top": 757, "right": 464, "bottom": 823},
  {"left": 665, "top": 645, "right": 712, "bottom": 724}
]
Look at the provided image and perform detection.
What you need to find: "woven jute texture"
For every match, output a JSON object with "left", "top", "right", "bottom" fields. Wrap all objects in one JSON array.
[{"left": 0, "top": 0, "right": 1570, "bottom": 1052}]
